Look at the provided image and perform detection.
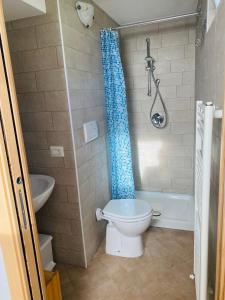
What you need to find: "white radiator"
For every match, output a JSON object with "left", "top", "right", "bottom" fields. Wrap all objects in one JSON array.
[{"left": 194, "top": 101, "right": 222, "bottom": 300}]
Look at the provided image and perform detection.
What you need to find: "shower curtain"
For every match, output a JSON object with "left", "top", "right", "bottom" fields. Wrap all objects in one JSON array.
[{"left": 100, "top": 30, "right": 135, "bottom": 199}]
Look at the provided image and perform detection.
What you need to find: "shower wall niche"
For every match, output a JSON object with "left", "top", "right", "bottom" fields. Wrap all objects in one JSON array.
[{"left": 120, "top": 22, "right": 196, "bottom": 194}]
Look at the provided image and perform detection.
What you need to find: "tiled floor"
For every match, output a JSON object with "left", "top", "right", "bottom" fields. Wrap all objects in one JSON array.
[{"left": 57, "top": 228, "right": 196, "bottom": 300}]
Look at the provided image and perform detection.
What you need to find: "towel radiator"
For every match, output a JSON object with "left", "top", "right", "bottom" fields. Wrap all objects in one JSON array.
[{"left": 194, "top": 101, "right": 223, "bottom": 300}]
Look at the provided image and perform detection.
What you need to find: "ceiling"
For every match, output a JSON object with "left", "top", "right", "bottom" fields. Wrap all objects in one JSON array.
[
  {"left": 3, "top": 0, "right": 46, "bottom": 22},
  {"left": 93, "top": 0, "right": 198, "bottom": 25}
]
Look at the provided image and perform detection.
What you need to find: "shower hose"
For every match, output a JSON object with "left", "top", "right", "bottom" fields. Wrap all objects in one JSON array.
[{"left": 148, "top": 67, "right": 168, "bottom": 129}]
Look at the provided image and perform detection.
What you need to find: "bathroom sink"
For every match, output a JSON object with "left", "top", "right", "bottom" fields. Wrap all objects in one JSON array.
[{"left": 29, "top": 174, "right": 55, "bottom": 213}]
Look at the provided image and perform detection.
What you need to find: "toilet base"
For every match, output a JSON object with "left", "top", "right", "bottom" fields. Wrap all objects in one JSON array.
[{"left": 106, "top": 223, "right": 143, "bottom": 258}]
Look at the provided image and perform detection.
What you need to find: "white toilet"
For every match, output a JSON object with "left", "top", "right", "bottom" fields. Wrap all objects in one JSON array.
[{"left": 96, "top": 199, "right": 153, "bottom": 258}]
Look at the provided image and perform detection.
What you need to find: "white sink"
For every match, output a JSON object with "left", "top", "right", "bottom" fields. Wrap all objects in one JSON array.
[{"left": 30, "top": 174, "right": 55, "bottom": 213}]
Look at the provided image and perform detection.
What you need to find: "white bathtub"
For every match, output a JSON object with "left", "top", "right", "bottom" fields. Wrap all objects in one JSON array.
[{"left": 136, "top": 191, "right": 194, "bottom": 231}]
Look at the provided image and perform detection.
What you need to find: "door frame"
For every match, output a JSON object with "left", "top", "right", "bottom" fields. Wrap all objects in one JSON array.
[
  {"left": 0, "top": 0, "right": 46, "bottom": 298},
  {"left": 215, "top": 74, "right": 225, "bottom": 299}
]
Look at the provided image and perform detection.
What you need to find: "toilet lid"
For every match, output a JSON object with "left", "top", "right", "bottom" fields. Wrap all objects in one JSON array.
[{"left": 103, "top": 199, "right": 151, "bottom": 220}]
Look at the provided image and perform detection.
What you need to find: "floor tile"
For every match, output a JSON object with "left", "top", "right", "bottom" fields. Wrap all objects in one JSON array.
[{"left": 57, "top": 227, "right": 196, "bottom": 300}]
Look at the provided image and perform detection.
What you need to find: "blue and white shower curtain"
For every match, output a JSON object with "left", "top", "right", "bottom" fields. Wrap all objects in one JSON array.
[{"left": 100, "top": 30, "right": 135, "bottom": 199}]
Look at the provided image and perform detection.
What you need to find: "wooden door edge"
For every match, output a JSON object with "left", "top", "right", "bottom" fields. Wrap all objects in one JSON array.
[{"left": 215, "top": 78, "right": 225, "bottom": 300}]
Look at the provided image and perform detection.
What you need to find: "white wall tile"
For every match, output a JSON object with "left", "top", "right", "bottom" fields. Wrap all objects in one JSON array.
[
  {"left": 177, "top": 85, "right": 195, "bottom": 98},
  {"left": 182, "top": 71, "right": 195, "bottom": 85},
  {"left": 162, "top": 29, "right": 189, "bottom": 47},
  {"left": 158, "top": 46, "right": 184, "bottom": 60},
  {"left": 171, "top": 58, "right": 195, "bottom": 72},
  {"left": 185, "top": 44, "right": 195, "bottom": 58},
  {"left": 159, "top": 72, "right": 182, "bottom": 86}
]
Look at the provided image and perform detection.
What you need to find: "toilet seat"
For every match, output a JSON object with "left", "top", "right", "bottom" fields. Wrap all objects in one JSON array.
[{"left": 102, "top": 199, "right": 152, "bottom": 223}]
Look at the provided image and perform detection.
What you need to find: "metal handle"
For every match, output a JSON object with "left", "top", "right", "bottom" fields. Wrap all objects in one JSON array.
[{"left": 19, "top": 190, "right": 27, "bottom": 229}]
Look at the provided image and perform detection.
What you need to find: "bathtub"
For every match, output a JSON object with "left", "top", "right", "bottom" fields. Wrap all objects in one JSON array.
[{"left": 136, "top": 191, "right": 194, "bottom": 231}]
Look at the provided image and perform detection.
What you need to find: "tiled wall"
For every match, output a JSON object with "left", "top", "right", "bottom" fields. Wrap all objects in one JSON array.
[
  {"left": 6, "top": 0, "right": 85, "bottom": 266},
  {"left": 120, "top": 22, "right": 196, "bottom": 194},
  {"left": 196, "top": 0, "right": 225, "bottom": 295},
  {"left": 58, "top": 0, "right": 116, "bottom": 264}
]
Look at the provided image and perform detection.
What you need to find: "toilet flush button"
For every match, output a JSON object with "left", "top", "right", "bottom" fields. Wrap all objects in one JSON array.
[{"left": 83, "top": 120, "right": 98, "bottom": 143}]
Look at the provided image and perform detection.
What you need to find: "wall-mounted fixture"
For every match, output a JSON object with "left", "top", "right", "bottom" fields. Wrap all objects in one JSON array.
[
  {"left": 50, "top": 146, "right": 64, "bottom": 157},
  {"left": 145, "top": 38, "right": 168, "bottom": 129},
  {"left": 75, "top": 1, "right": 94, "bottom": 28}
]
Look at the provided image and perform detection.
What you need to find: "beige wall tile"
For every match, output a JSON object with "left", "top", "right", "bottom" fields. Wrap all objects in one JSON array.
[
  {"left": 121, "top": 23, "right": 195, "bottom": 195},
  {"left": 23, "top": 132, "right": 48, "bottom": 150},
  {"left": 185, "top": 44, "right": 195, "bottom": 58},
  {"left": 170, "top": 110, "right": 194, "bottom": 122},
  {"left": 166, "top": 99, "right": 191, "bottom": 111},
  {"left": 125, "top": 64, "right": 146, "bottom": 77},
  {"left": 171, "top": 122, "right": 194, "bottom": 134},
  {"left": 162, "top": 29, "right": 189, "bottom": 47},
  {"left": 36, "top": 69, "right": 66, "bottom": 91},
  {"left": 21, "top": 112, "right": 53, "bottom": 131},
  {"left": 22, "top": 47, "right": 58, "bottom": 72},
  {"left": 37, "top": 216, "right": 72, "bottom": 235},
  {"left": 10, "top": 52, "right": 24, "bottom": 73},
  {"left": 14, "top": 72, "right": 37, "bottom": 93},
  {"left": 182, "top": 71, "right": 195, "bottom": 85},
  {"left": 154, "top": 61, "right": 171, "bottom": 75},
  {"left": 30, "top": 150, "right": 64, "bottom": 168},
  {"left": 158, "top": 46, "right": 184, "bottom": 60},
  {"left": 44, "top": 91, "right": 68, "bottom": 111},
  {"left": 17, "top": 92, "right": 46, "bottom": 113},
  {"left": 64, "top": 151, "right": 75, "bottom": 168},
  {"left": 36, "top": 22, "right": 61, "bottom": 47},
  {"left": 122, "top": 38, "right": 137, "bottom": 52},
  {"left": 171, "top": 58, "right": 195, "bottom": 72},
  {"left": 48, "top": 185, "right": 68, "bottom": 204},
  {"left": 67, "top": 186, "right": 79, "bottom": 203},
  {"left": 57, "top": 46, "right": 64, "bottom": 67},
  {"left": 189, "top": 27, "right": 196, "bottom": 43},
  {"left": 51, "top": 168, "right": 77, "bottom": 186},
  {"left": 8, "top": 27, "right": 37, "bottom": 51},
  {"left": 159, "top": 72, "right": 182, "bottom": 86},
  {"left": 62, "top": 24, "right": 91, "bottom": 53},
  {"left": 47, "top": 202, "right": 80, "bottom": 219},
  {"left": 52, "top": 231, "right": 83, "bottom": 251},
  {"left": 53, "top": 248, "right": 85, "bottom": 267},
  {"left": 52, "top": 112, "right": 71, "bottom": 131},
  {"left": 160, "top": 86, "right": 177, "bottom": 98},
  {"left": 46, "top": 131, "right": 73, "bottom": 150},
  {"left": 137, "top": 33, "right": 162, "bottom": 50},
  {"left": 177, "top": 85, "right": 195, "bottom": 98}
]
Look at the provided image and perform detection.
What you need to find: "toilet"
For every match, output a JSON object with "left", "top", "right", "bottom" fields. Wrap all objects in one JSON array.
[{"left": 96, "top": 199, "right": 153, "bottom": 258}]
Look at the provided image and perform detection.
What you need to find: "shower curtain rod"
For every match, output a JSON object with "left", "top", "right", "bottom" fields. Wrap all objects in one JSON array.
[{"left": 110, "top": 12, "right": 199, "bottom": 30}]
